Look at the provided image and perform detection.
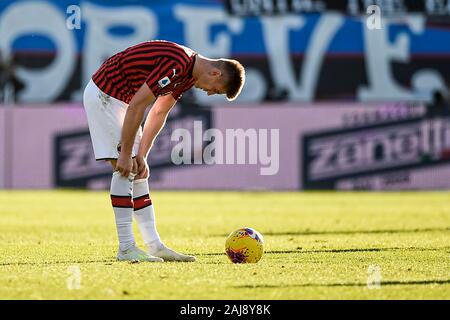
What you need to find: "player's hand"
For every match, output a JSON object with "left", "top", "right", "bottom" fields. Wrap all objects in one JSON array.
[
  {"left": 116, "top": 153, "right": 133, "bottom": 177},
  {"left": 135, "top": 155, "right": 149, "bottom": 180}
]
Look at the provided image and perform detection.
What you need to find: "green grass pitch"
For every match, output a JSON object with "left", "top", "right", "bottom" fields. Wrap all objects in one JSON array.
[{"left": 0, "top": 190, "right": 449, "bottom": 300}]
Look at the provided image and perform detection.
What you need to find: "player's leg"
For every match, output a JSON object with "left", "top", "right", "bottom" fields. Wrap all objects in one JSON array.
[
  {"left": 82, "top": 79, "right": 162, "bottom": 262},
  {"left": 108, "top": 159, "right": 163, "bottom": 262},
  {"left": 132, "top": 177, "right": 196, "bottom": 262}
]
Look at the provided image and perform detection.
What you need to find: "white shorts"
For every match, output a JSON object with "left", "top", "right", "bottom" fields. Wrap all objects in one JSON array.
[{"left": 83, "top": 79, "right": 142, "bottom": 161}]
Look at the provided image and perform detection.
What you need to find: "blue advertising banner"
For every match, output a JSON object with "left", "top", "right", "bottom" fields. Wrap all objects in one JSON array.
[{"left": 302, "top": 115, "right": 450, "bottom": 189}]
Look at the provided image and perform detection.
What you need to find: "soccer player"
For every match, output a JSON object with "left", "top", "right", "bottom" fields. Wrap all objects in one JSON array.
[{"left": 83, "top": 40, "right": 245, "bottom": 262}]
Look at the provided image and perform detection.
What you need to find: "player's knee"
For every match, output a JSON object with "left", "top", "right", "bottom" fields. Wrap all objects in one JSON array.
[
  {"left": 109, "top": 160, "right": 117, "bottom": 171},
  {"left": 135, "top": 170, "right": 149, "bottom": 180},
  {"left": 132, "top": 159, "right": 138, "bottom": 174}
]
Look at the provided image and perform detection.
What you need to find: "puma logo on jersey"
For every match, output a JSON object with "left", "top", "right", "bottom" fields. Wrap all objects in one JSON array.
[{"left": 158, "top": 76, "right": 171, "bottom": 88}]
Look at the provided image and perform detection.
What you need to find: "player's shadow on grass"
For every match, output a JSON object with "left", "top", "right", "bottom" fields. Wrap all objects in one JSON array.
[
  {"left": 235, "top": 279, "right": 450, "bottom": 289},
  {"left": 220, "top": 227, "right": 450, "bottom": 237},
  {"left": 269, "top": 247, "right": 448, "bottom": 254},
  {"left": 198, "top": 246, "right": 448, "bottom": 257}
]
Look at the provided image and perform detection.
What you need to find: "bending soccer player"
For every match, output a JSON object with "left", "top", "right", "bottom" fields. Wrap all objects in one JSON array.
[{"left": 83, "top": 40, "right": 245, "bottom": 262}]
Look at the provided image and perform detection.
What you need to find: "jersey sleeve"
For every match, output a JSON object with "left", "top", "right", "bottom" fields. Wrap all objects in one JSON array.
[{"left": 171, "top": 78, "right": 196, "bottom": 100}]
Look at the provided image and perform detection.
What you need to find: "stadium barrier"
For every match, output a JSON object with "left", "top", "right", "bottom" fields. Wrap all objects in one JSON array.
[{"left": 1, "top": 102, "right": 450, "bottom": 190}]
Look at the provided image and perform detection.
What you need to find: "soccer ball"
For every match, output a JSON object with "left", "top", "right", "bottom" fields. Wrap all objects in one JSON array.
[{"left": 225, "top": 227, "right": 264, "bottom": 263}]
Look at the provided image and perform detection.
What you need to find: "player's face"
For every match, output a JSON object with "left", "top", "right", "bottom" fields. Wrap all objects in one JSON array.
[{"left": 194, "top": 70, "right": 226, "bottom": 96}]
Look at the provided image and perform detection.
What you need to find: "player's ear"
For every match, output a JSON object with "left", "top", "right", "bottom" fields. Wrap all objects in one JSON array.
[{"left": 209, "top": 68, "right": 222, "bottom": 77}]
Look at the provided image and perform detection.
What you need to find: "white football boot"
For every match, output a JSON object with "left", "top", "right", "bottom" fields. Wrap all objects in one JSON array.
[
  {"left": 151, "top": 244, "right": 196, "bottom": 262},
  {"left": 117, "top": 245, "right": 164, "bottom": 262}
]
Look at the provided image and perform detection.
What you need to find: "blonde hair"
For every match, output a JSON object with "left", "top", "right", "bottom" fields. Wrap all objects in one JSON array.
[{"left": 215, "top": 59, "right": 245, "bottom": 101}]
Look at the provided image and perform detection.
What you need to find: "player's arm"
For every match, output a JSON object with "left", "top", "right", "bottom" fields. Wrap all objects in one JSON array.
[
  {"left": 138, "top": 94, "right": 176, "bottom": 159},
  {"left": 116, "top": 83, "right": 156, "bottom": 177},
  {"left": 135, "top": 94, "right": 176, "bottom": 179}
]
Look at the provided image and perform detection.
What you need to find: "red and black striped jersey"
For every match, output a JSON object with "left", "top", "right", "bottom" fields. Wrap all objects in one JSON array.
[{"left": 92, "top": 40, "right": 197, "bottom": 104}]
